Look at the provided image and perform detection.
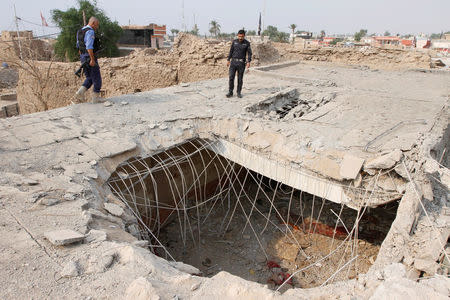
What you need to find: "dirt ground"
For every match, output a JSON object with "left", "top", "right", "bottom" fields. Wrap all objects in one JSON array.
[
  {"left": 158, "top": 180, "right": 397, "bottom": 290},
  {"left": 0, "top": 67, "right": 18, "bottom": 91}
]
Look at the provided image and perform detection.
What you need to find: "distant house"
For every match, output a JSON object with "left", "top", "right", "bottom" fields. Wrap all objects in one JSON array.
[
  {"left": 361, "top": 36, "right": 374, "bottom": 45},
  {"left": 118, "top": 24, "right": 166, "bottom": 49},
  {"left": 431, "top": 39, "right": 450, "bottom": 53},
  {"left": 416, "top": 37, "right": 431, "bottom": 49},
  {"left": 372, "top": 36, "right": 401, "bottom": 47},
  {"left": 297, "top": 31, "right": 313, "bottom": 39},
  {"left": 289, "top": 31, "right": 313, "bottom": 43},
  {"left": 321, "top": 37, "right": 336, "bottom": 46},
  {"left": 401, "top": 39, "right": 414, "bottom": 48}
]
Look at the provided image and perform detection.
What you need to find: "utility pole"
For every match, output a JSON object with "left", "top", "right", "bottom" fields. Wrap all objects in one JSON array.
[
  {"left": 13, "top": 4, "right": 23, "bottom": 60},
  {"left": 181, "top": 0, "right": 186, "bottom": 32},
  {"left": 262, "top": 0, "right": 266, "bottom": 33},
  {"left": 82, "top": 10, "right": 86, "bottom": 26}
]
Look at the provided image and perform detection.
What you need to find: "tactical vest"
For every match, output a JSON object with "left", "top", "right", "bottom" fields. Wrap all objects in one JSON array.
[{"left": 77, "top": 27, "right": 99, "bottom": 54}]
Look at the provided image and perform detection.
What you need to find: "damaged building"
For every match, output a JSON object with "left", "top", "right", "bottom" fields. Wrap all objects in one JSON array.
[{"left": 0, "top": 33, "right": 449, "bottom": 299}]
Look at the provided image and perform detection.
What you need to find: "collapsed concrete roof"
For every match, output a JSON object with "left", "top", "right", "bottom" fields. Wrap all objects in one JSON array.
[{"left": 0, "top": 61, "right": 449, "bottom": 298}]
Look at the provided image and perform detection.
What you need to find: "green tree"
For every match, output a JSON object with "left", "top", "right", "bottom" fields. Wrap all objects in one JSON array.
[
  {"left": 171, "top": 29, "right": 180, "bottom": 37},
  {"left": 354, "top": 29, "right": 368, "bottom": 42},
  {"left": 330, "top": 38, "right": 343, "bottom": 45},
  {"left": 384, "top": 31, "right": 391, "bottom": 36},
  {"left": 262, "top": 25, "right": 289, "bottom": 43},
  {"left": 51, "top": 0, "right": 122, "bottom": 61},
  {"left": 289, "top": 24, "right": 297, "bottom": 35},
  {"left": 209, "top": 20, "right": 221, "bottom": 37},
  {"left": 247, "top": 30, "right": 256, "bottom": 36},
  {"left": 320, "top": 30, "right": 326, "bottom": 37},
  {"left": 190, "top": 24, "right": 199, "bottom": 36}
]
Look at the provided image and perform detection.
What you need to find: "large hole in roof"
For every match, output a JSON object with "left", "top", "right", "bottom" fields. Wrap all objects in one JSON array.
[{"left": 106, "top": 138, "right": 398, "bottom": 291}]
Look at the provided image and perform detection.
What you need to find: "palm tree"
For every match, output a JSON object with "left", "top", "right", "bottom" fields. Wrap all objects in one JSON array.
[
  {"left": 289, "top": 24, "right": 297, "bottom": 35},
  {"left": 209, "top": 20, "right": 221, "bottom": 37},
  {"left": 190, "top": 24, "right": 199, "bottom": 36},
  {"left": 171, "top": 29, "right": 180, "bottom": 38}
]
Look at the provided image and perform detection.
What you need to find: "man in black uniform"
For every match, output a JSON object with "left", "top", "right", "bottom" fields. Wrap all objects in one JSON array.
[{"left": 226, "top": 30, "right": 252, "bottom": 98}]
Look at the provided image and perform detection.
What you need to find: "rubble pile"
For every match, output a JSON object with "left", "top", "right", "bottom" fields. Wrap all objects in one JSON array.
[
  {"left": 0, "top": 68, "right": 18, "bottom": 90},
  {"left": 1, "top": 59, "right": 449, "bottom": 299},
  {"left": 17, "top": 33, "right": 280, "bottom": 114},
  {"left": 273, "top": 43, "right": 432, "bottom": 70}
]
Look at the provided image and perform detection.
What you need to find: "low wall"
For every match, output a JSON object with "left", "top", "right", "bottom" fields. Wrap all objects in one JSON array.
[
  {"left": 273, "top": 44, "right": 432, "bottom": 70},
  {"left": 16, "top": 33, "right": 279, "bottom": 114}
]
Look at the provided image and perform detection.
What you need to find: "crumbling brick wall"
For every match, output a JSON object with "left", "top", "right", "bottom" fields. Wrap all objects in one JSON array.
[
  {"left": 16, "top": 33, "right": 279, "bottom": 114},
  {"left": 273, "top": 43, "right": 432, "bottom": 70}
]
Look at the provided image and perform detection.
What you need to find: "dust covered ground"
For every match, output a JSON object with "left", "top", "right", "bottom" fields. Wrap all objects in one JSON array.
[{"left": 0, "top": 37, "right": 449, "bottom": 299}]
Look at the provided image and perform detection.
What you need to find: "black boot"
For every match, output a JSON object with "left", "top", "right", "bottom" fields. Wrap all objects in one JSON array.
[
  {"left": 237, "top": 92, "right": 242, "bottom": 98},
  {"left": 226, "top": 91, "right": 233, "bottom": 98}
]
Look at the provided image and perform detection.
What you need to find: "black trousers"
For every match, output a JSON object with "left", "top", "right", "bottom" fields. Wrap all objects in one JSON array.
[{"left": 228, "top": 61, "right": 245, "bottom": 94}]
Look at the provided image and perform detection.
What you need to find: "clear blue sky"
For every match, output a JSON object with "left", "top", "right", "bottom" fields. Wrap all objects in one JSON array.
[{"left": 1, "top": 0, "right": 449, "bottom": 37}]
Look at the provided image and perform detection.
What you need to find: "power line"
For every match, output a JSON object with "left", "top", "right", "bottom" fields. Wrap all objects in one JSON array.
[{"left": 16, "top": 17, "right": 58, "bottom": 28}]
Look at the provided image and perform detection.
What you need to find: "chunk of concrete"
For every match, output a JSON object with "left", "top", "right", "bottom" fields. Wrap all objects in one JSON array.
[
  {"left": 339, "top": 154, "right": 365, "bottom": 180},
  {"left": 125, "top": 277, "right": 160, "bottom": 300},
  {"left": 376, "top": 175, "right": 405, "bottom": 192},
  {"left": 169, "top": 261, "right": 201, "bottom": 275},
  {"left": 104, "top": 202, "right": 124, "bottom": 217},
  {"left": 414, "top": 258, "right": 439, "bottom": 274},
  {"left": 85, "top": 229, "right": 107, "bottom": 243},
  {"left": 365, "top": 149, "right": 403, "bottom": 170},
  {"left": 60, "top": 260, "right": 80, "bottom": 277},
  {"left": 39, "top": 198, "right": 60, "bottom": 206},
  {"left": 304, "top": 156, "right": 343, "bottom": 181},
  {"left": 44, "top": 229, "right": 84, "bottom": 246}
]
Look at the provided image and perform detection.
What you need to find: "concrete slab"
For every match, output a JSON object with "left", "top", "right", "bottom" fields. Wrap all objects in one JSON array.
[
  {"left": 44, "top": 229, "right": 84, "bottom": 246},
  {"left": 0, "top": 61, "right": 449, "bottom": 299},
  {"left": 340, "top": 154, "right": 365, "bottom": 180}
]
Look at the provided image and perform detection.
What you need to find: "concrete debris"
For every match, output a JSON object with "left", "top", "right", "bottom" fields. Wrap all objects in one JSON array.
[
  {"left": 38, "top": 198, "right": 60, "bottom": 206},
  {"left": 353, "top": 173, "right": 363, "bottom": 187},
  {"left": 125, "top": 277, "right": 160, "bottom": 300},
  {"left": 169, "top": 261, "right": 201, "bottom": 275},
  {"left": 339, "top": 154, "right": 365, "bottom": 180},
  {"left": 103, "top": 101, "right": 113, "bottom": 107},
  {"left": 132, "top": 240, "right": 149, "bottom": 248},
  {"left": 394, "top": 162, "right": 411, "bottom": 180},
  {"left": 60, "top": 260, "right": 80, "bottom": 278},
  {"left": 1, "top": 45, "right": 449, "bottom": 299},
  {"left": 104, "top": 202, "right": 124, "bottom": 217},
  {"left": 85, "top": 229, "right": 107, "bottom": 243},
  {"left": 304, "top": 156, "right": 343, "bottom": 181},
  {"left": 423, "top": 158, "right": 440, "bottom": 174},
  {"left": 190, "top": 282, "right": 201, "bottom": 291},
  {"left": 365, "top": 149, "right": 403, "bottom": 170},
  {"left": 376, "top": 174, "right": 406, "bottom": 192},
  {"left": 414, "top": 258, "right": 439, "bottom": 274},
  {"left": 273, "top": 44, "right": 432, "bottom": 70},
  {"left": 44, "top": 229, "right": 85, "bottom": 246},
  {"left": 22, "top": 178, "right": 39, "bottom": 186}
]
